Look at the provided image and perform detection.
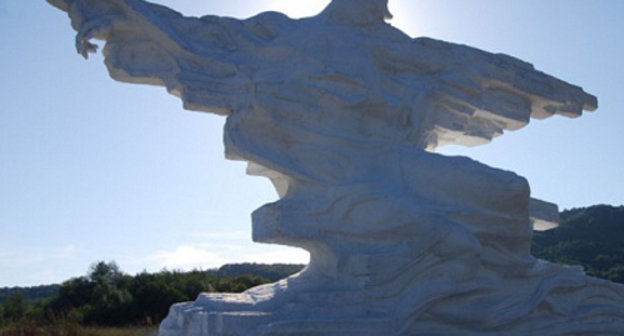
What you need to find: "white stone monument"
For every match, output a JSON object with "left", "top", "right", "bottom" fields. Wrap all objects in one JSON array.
[{"left": 48, "top": 0, "right": 624, "bottom": 334}]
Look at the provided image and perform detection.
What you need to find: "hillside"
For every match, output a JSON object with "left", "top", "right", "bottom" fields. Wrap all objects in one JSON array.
[
  {"left": 213, "top": 263, "right": 305, "bottom": 282},
  {"left": 3, "top": 203, "right": 624, "bottom": 308},
  {"left": 532, "top": 204, "right": 624, "bottom": 283},
  {"left": 3, "top": 203, "right": 623, "bottom": 309},
  {"left": 2, "top": 205, "right": 624, "bottom": 330},
  {"left": 0, "top": 263, "right": 304, "bottom": 306},
  {"left": 0, "top": 285, "right": 59, "bottom": 304}
]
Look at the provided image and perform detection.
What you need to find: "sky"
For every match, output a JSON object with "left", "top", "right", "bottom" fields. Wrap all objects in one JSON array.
[{"left": 1, "top": 0, "right": 623, "bottom": 287}]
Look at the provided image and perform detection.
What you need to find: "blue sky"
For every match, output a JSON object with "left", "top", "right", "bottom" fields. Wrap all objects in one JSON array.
[{"left": 1, "top": 0, "right": 623, "bottom": 287}]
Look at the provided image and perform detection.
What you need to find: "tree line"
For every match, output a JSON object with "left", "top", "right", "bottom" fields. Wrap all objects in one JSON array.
[
  {"left": 2, "top": 204, "right": 623, "bottom": 330},
  {"left": 532, "top": 204, "right": 624, "bottom": 282},
  {"left": 0, "top": 262, "right": 304, "bottom": 329}
]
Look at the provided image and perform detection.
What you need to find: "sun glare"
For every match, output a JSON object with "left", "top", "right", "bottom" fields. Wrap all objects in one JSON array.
[
  {"left": 267, "top": 0, "right": 330, "bottom": 18},
  {"left": 388, "top": 0, "right": 427, "bottom": 38}
]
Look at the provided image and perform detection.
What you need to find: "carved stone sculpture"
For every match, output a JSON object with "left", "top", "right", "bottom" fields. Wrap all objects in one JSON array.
[{"left": 47, "top": 0, "right": 624, "bottom": 334}]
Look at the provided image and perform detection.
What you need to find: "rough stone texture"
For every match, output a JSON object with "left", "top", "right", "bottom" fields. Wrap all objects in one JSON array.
[{"left": 48, "top": 0, "right": 624, "bottom": 335}]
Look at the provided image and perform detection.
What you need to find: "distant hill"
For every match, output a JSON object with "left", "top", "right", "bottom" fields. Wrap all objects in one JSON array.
[
  {"left": 0, "top": 263, "right": 305, "bottom": 305},
  {"left": 0, "top": 262, "right": 306, "bottom": 327},
  {"left": 532, "top": 204, "right": 624, "bottom": 283},
  {"left": 0, "top": 284, "right": 59, "bottom": 304},
  {"left": 3, "top": 205, "right": 623, "bottom": 309},
  {"left": 214, "top": 263, "right": 305, "bottom": 282}
]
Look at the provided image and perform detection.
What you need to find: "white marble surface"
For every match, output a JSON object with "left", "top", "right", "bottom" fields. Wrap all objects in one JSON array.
[{"left": 47, "top": 0, "right": 624, "bottom": 334}]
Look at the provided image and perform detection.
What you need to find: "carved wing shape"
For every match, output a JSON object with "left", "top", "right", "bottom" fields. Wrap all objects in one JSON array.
[
  {"left": 102, "top": 0, "right": 259, "bottom": 115},
  {"left": 50, "top": 0, "right": 597, "bottom": 151},
  {"left": 50, "top": 0, "right": 292, "bottom": 116},
  {"left": 408, "top": 38, "right": 598, "bottom": 149}
]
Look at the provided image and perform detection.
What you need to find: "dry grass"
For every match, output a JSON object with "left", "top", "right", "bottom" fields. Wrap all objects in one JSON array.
[
  {"left": 0, "top": 322, "right": 157, "bottom": 336},
  {"left": 77, "top": 326, "right": 156, "bottom": 336}
]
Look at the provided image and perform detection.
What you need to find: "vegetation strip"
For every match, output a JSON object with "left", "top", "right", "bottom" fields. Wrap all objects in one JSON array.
[{"left": 2, "top": 204, "right": 623, "bottom": 332}]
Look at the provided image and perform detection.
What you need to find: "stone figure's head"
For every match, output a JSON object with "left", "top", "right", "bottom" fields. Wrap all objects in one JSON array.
[{"left": 322, "top": 0, "right": 393, "bottom": 26}]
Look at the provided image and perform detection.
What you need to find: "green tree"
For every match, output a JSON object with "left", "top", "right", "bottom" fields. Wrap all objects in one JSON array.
[
  {"left": 533, "top": 205, "right": 624, "bottom": 284},
  {"left": 89, "top": 261, "right": 123, "bottom": 284},
  {"left": 606, "top": 265, "right": 624, "bottom": 283},
  {"left": 1, "top": 294, "right": 29, "bottom": 323}
]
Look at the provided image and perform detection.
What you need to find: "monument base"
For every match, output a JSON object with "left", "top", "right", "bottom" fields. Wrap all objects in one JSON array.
[
  {"left": 160, "top": 153, "right": 624, "bottom": 336},
  {"left": 159, "top": 260, "right": 624, "bottom": 335}
]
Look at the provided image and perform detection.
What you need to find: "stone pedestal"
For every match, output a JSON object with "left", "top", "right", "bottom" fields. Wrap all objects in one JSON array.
[{"left": 159, "top": 150, "right": 624, "bottom": 335}]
